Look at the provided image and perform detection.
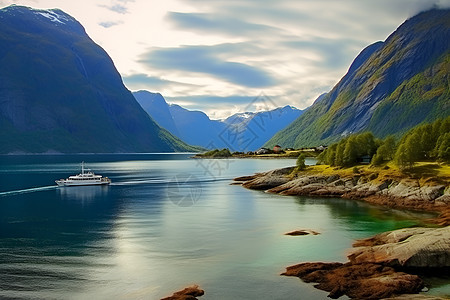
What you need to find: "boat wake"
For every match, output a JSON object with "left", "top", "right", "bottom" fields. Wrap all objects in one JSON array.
[
  {"left": 111, "top": 177, "right": 231, "bottom": 186},
  {"left": 0, "top": 185, "right": 57, "bottom": 197}
]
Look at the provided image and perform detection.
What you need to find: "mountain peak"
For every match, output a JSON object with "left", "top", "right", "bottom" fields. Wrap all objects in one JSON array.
[{"left": 0, "top": 5, "right": 86, "bottom": 36}]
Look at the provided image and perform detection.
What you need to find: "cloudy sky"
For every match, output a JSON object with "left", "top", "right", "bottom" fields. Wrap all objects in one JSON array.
[{"left": 1, "top": 0, "right": 449, "bottom": 119}]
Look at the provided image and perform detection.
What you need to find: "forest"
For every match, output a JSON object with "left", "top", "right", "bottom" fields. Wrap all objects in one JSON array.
[{"left": 317, "top": 116, "right": 450, "bottom": 169}]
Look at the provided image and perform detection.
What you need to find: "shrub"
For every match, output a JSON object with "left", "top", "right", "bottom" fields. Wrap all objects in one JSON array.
[{"left": 296, "top": 154, "right": 306, "bottom": 170}]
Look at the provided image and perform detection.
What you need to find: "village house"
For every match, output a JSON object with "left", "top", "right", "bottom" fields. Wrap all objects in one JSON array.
[
  {"left": 256, "top": 147, "right": 271, "bottom": 155},
  {"left": 273, "top": 145, "right": 282, "bottom": 153}
]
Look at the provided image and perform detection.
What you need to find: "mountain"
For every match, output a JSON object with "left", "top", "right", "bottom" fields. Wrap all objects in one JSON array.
[
  {"left": 132, "top": 91, "right": 180, "bottom": 137},
  {"left": 134, "top": 91, "right": 303, "bottom": 151},
  {"left": 265, "top": 9, "right": 450, "bottom": 148},
  {"left": 222, "top": 105, "right": 304, "bottom": 150},
  {"left": 0, "top": 5, "right": 197, "bottom": 153}
]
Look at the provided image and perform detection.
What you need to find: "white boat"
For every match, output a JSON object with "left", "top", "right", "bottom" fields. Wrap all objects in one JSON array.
[{"left": 55, "top": 162, "right": 111, "bottom": 187}]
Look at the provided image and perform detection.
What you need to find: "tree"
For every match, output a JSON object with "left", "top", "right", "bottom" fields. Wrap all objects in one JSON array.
[
  {"left": 371, "top": 135, "right": 396, "bottom": 165},
  {"left": 435, "top": 132, "right": 450, "bottom": 162},
  {"left": 355, "top": 132, "right": 378, "bottom": 157},
  {"left": 296, "top": 154, "right": 306, "bottom": 170},
  {"left": 343, "top": 136, "right": 358, "bottom": 166},
  {"left": 335, "top": 139, "right": 346, "bottom": 167},
  {"left": 394, "top": 133, "right": 420, "bottom": 169}
]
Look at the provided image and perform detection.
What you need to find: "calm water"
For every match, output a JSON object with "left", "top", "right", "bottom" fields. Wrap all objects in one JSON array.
[{"left": 0, "top": 154, "right": 444, "bottom": 299}]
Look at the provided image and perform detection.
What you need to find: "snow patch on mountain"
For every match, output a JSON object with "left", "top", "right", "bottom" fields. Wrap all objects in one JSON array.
[{"left": 36, "top": 10, "right": 68, "bottom": 24}]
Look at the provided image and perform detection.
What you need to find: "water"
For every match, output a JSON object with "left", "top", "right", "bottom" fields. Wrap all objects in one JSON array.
[{"left": 0, "top": 154, "right": 444, "bottom": 299}]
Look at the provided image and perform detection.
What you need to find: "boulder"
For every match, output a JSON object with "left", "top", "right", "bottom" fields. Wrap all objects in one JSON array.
[
  {"left": 284, "top": 229, "right": 320, "bottom": 236},
  {"left": 161, "top": 285, "right": 204, "bottom": 300},
  {"left": 282, "top": 262, "right": 423, "bottom": 299},
  {"left": 241, "top": 167, "right": 294, "bottom": 190},
  {"left": 349, "top": 226, "right": 450, "bottom": 268}
]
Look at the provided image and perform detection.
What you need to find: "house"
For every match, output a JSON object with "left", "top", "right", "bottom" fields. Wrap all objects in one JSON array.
[
  {"left": 316, "top": 145, "right": 327, "bottom": 151},
  {"left": 256, "top": 147, "right": 270, "bottom": 155},
  {"left": 273, "top": 145, "right": 282, "bottom": 153}
]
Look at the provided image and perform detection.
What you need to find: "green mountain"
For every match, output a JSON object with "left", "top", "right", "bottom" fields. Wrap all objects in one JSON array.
[
  {"left": 0, "top": 5, "right": 198, "bottom": 153},
  {"left": 265, "top": 9, "right": 450, "bottom": 148}
]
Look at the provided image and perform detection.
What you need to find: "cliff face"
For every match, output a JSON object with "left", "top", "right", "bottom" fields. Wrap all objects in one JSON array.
[
  {"left": 0, "top": 5, "right": 196, "bottom": 153},
  {"left": 266, "top": 9, "right": 450, "bottom": 148}
]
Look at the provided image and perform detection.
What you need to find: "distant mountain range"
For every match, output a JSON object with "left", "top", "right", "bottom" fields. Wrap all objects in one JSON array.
[
  {"left": 0, "top": 5, "right": 198, "bottom": 154},
  {"left": 265, "top": 9, "right": 450, "bottom": 148},
  {"left": 134, "top": 91, "right": 303, "bottom": 151}
]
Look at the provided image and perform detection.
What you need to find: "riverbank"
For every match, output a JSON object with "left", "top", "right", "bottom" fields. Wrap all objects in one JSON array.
[{"left": 235, "top": 163, "right": 450, "bottom": 299}]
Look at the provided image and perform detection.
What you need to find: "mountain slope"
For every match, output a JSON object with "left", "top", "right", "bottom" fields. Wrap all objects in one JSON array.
[
  {"left": 134, "top": 91, "right": 303, "bottom": 151},
  {"left": 168, "top": 104, "right": 226, "bottom": 148},
  {"left": 265, "top": 9, "right": 450, "bottom": 148},
  {"left": 0, "top": 5, "right": 197, "bottom": 153},
  {"left": 133, "top": 91, "right": 180, "bottom": 137}
]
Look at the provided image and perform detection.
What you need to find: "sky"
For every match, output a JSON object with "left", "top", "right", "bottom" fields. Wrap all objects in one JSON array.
[{"left": 1, "top": 0, "right": 449, "bottom": 119}]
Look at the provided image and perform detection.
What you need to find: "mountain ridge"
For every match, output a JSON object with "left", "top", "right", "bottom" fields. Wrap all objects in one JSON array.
[
  {"left": 133, "top": 90, "right": 303, "bottom": 151},
  {"left": 265, "top": 9, "right": 450, "bottom": 148}
]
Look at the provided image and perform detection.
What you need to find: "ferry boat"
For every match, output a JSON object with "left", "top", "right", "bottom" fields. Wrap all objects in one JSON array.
[{"left": 55, "top": 162, "right": 111, "bottom": 187}]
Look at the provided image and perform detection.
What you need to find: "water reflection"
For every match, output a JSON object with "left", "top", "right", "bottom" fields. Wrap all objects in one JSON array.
[
  {"left": 294, "top": 196, "right": 436, "bottom": 236},
  {"left": 58, "top": 185, "right": 111, "bottom": 203}
]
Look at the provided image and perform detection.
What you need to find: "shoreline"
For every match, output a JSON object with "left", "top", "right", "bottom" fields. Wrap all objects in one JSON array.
[
  {"left": 234, "top": 165, "right": 450, "bottom": 299},
  {"left": 234, "top": 165, "right": 450, "bottom": 218}
]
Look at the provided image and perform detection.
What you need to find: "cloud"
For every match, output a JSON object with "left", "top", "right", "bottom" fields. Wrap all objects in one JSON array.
[
  {"left": 99, "top": 3, "right": 128, "bottom": 14},
  {"left": 123, "top": 73, "right": 200, "bottom": 90},
  {"left": 139, "top": 44, "right": 277, "bottom": 88},
  {"left": 167, "top": 12, "right": 281, "bottom": 37},
  {"left": 99, "top": 20, "right": 123, "bottom": 28},
  {"left": 6, "top": 0, "right": 449, "bottom": 119},
  {"left": 283, "top": 37, "right": 364, "bottom": 70}
]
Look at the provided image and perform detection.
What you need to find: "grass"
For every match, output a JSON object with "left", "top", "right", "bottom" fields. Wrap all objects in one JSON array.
[{"left": 291, "top": 161, "right": 450, "bottom": 185}]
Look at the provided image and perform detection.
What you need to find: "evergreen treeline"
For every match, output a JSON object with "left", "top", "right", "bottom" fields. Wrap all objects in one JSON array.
[{"left": 317, "top": 116, "right": 450, "bottom": 169}]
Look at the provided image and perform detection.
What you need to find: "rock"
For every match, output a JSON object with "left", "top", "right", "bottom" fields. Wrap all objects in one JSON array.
[
  {"left": 241, "top": 167, "right": 294, "bottom": 190},
  {"left": 282, "top": 262, "right": 423, "bottom": 299},
  {"left": 434, "top": 194, "right": 450, "bottom": 207},
  {"left": 428, "top": 208, "right": 450, "bottom": 226},
  {"left": 284, "top": 229, "right": 320, "bottom": 236},
  {"left": 161, "top": 285, "right": 204, "bottom": 300},
  {"left": 349, "top": 226, "right": 450, "bottom": 268},
  {"left": 233, "top": 175, "right": 259, "bottom": 181}
]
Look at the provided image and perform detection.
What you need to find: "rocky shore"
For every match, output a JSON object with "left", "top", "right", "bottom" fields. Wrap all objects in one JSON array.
[
  {"left": 235, "top": 166, "right": 450, "bottom": 299},
  {"left": 283, "top": 226, "right": 450, "bottom": 299},
  {"left": 234, "top": 166, "right": 450, "bottom": 217}
]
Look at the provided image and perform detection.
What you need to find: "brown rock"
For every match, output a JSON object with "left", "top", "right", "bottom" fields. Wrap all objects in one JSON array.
[
  {"left": 284, "top": 229, "right": 320, "bottom": 236},
  {"left": 282, "top": 262, "right": 423, "bottom": 299},
  {"left": 428, "top": 208, "right": 450, "bottom": 226},
  {"left": 161, "top": 285, "right": 204, "bottom": 300}
]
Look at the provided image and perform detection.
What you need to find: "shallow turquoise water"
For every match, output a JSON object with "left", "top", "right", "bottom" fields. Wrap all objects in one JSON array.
[{"left": 0, "top": 154, "right": 443, "bottom": 299}]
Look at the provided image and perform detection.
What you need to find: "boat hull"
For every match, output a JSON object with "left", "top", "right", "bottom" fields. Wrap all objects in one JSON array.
[{"left": 55, "top": 179, "right": 111, "bottom": 187}]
